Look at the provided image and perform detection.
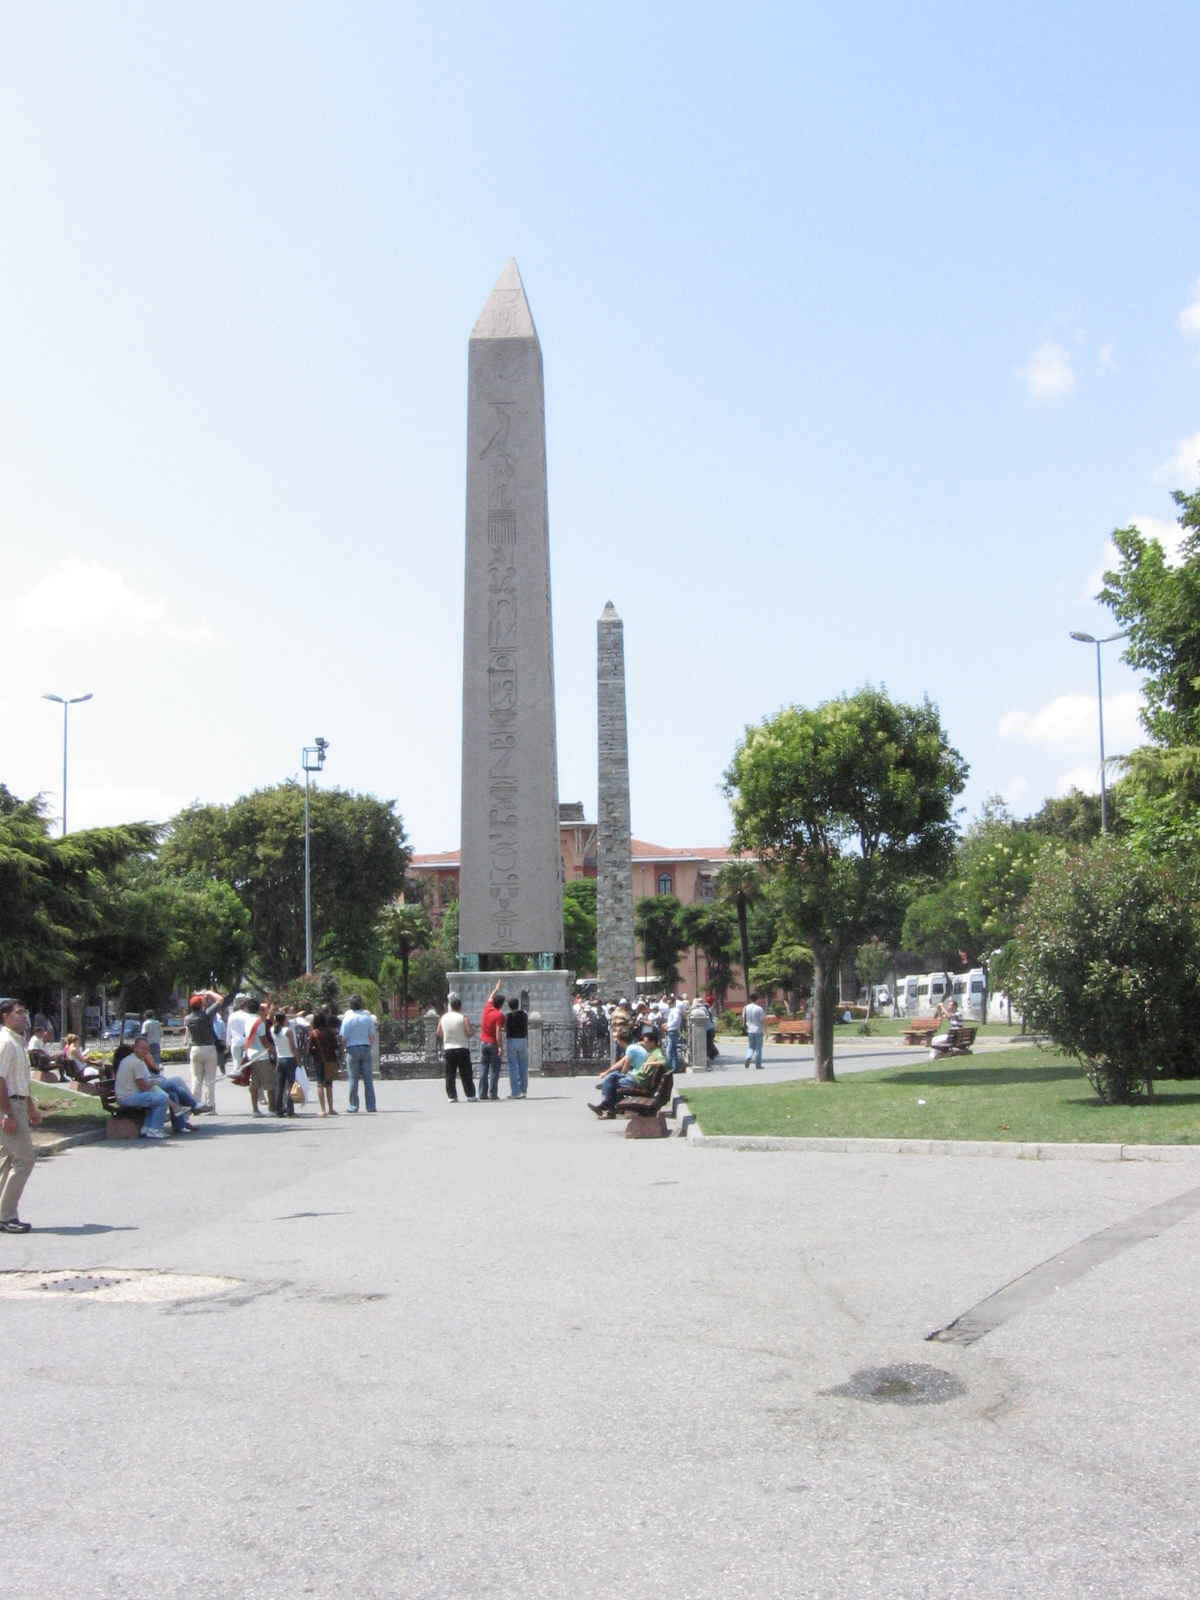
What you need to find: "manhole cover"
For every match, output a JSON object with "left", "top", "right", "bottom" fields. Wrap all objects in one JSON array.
[
  {"left": 0, "top": 1270, "right": 241, "bottom": 1304},
  {"left": 828, "top": 1363, "right": 966, "bottom": 1406}
]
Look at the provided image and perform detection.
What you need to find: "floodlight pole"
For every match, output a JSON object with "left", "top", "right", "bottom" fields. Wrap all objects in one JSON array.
[
  {"left": 1069, "top": 632, "right": 1127, "bottom": 833},
  {"left": 302, "top": 738, "right": 329, "bottom": 975},
  {"left": 42, "top": 691, "right": 93, "bottom": 1040}
]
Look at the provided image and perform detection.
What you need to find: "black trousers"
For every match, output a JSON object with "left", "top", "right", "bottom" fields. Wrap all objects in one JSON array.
[
  {"left": 444, "top": 1048, "right": 475, "bottom": 1100},
  {"left": 275, "top": 1060, "right": 297, "bottom": 1115}
]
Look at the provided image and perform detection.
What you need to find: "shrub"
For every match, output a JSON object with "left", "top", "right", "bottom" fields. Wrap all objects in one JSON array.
[{"left": 1015, "top": 840, "right": 1200, "bottom": 1103}]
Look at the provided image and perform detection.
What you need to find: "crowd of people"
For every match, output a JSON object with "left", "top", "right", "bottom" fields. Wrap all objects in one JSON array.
[
  {"left": 436, "top": 981, "right": 529, "bottom": 1101},
  {"left": 0, "top": 987, "right": 384, "bottom": 1231}
]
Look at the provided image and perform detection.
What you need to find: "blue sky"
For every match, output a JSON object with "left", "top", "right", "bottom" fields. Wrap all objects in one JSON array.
[{"left": 3, "top": 2, "right": 1198, "bottom": 851}]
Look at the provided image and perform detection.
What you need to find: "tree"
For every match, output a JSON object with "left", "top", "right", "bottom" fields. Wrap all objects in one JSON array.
[
  {"left": 717, "top": 859, "right": 762, "bottom": 1000},
  {"left": 1015, "top": 840, "right": 1200, "bottom": 1102},
  {"left": 855, "top": 938, "right": 891, "bottom": 1015},
  {"left": 0, "top": 788, "right": 159, "bottom": 1000},
  {"left": 636, "top": 894, "right": 687, "bottom": 993},
  {"left": 902, "top": 798, "right": 1044, "bottom": 985},
  {"left": 562, "top": 879, "right": 597, "bottom": 976},
  {"left": 725, "top": 688, "right": 967, "bottom": 1080},
  {"left": 162, "top": 783, "right": 409, "bottom": 985},
  {"left": 681, "top": 902, "right": 739, "bottom": 1008},
  {"left": 1100, "top": 488, "right": 1200, "bottom": 748},
  {"left": 1027, "top": 787, "right": 1107, "bottom": 844},
  {"left": 375, "top": 901, "right": 433, "bottom": 1018},
  {"left": 749, "top": 934, "right": 813, "bottom": 1014}
]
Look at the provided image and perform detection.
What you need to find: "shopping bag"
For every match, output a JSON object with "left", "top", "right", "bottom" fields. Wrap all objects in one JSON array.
[{"left": 292, "top": 1063, "right": 311, "bottom": 1104}]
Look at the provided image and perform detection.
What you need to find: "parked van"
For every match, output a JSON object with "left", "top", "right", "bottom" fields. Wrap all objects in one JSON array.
[
  {"left": 949, "top": 968, "right": 988, "bottom": 1020},
  {"left": 916, "top": 971, "right": 951, "bottom": 1015},
  {"left": 895, "top": 975, "right": 920, "bottom": 1017}
]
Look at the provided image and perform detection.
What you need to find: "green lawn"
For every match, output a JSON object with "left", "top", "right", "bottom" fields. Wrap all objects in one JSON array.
[
  {"left": 714, "top": 1018, "right": 1022, "bottom": 1040},
  {"left": 30, "top": 1081, "right": 107, "bottom": 1134},
  {"left": 685, "top": 1048, "right": 1200, "bottom": 1145}
]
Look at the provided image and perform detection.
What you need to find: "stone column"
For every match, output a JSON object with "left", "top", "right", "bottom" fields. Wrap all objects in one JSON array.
[
  {"left": 688, "top": 999, "right": 710, "bottom": 1074},
  {"left": 527, "top": 1011, "right": 544, "bottom": 1077},
  {"left": 423, "top": 1008, "right": 440, "bottom": 1064},
  {"left": 597, "top": 602, "right": 637, "bottom": 1004}
]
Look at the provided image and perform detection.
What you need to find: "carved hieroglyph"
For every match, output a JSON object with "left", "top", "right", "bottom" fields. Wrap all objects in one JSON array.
[
  {"left": 458, "top": 260, "right": 564, "bottom": 960},
  {"left": 597, "top": 602, "right": 637, "bottom": 1003}
]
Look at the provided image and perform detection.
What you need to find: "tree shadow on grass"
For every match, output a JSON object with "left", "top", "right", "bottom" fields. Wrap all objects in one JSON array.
[{"left": 879, "top": 1065, "right": 1082, "bottom": 1087}]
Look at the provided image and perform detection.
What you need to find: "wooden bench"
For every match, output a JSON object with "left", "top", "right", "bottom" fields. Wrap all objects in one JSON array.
[
  {"left": 95, "top": 1077, "right": 147, "bottom": 1136},
  {"left": 902, "top": 1018, "right": 940, "bottom": 1044},
  {"left": 929, "top": 1025, "right": 977, "bottom": 1058},
  {"left": 616, "top": 1064, "right": 674, "bottom": 1119},
  {"left": 770, "top": 1019, "right": 812, "bottom": 1044}
]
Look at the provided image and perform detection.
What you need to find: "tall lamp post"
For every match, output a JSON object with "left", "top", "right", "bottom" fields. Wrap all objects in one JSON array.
[
  {"left": 42, "top": 691, "right": 93, "bottom": 1039},
  {"left": 1069, "top": 631, "right": 1127, "bottom": 833},
  {"left": 302, "top": 738, "right": 329, "bottom": 975}
]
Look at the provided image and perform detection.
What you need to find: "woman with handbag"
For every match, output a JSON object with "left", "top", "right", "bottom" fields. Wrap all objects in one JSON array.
[
  {"left": 242, "top": 1004, "right": 277, "bottom": 1117},
  {"left": 270, "top": 1012, "right": 300, "bottom": 1117}
]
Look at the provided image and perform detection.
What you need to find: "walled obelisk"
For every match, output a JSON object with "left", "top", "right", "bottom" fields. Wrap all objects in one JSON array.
[
  {"left": 597, "top": 602, "right": 637, "bottom": 1003},
  {"left": 456, "top": 260, "right": 565, "bottom": 997}
]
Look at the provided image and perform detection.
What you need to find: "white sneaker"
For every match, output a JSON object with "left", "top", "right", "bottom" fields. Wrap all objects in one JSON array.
[{"left": 139, "top": 1128, "right": 166, "bottom": 1140}]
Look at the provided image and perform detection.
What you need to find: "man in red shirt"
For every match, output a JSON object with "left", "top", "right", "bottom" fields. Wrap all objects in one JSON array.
[{"left": 479, "top": 981, "right": 506, "bottom": 1100}]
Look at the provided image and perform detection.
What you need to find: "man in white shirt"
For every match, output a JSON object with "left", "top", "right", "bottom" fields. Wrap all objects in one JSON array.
[
  {"left": 338, "top": 995, "right": 377, "bottom": 1113},
  {"left": 140, "top": 1012, "right": 163, "bottom": 1067},
  {"left": 743, "top": 993, "right": 766, "bottom": 1071},
  {"left": 0, "top": 999, "right": 43, "bottom": 1231},
  {"left": 114, "top": 1039, "right": 173, "bottom": 1139},
  {"left": 665, "top": 995, "right": 686, "bottom": 1075}
]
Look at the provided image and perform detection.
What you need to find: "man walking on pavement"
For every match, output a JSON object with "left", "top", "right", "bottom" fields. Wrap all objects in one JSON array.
[
  {"left": 743, "top": 992, "right": 766, "bottom": 1070},
  {"left": 339, "top": 994, "right": 377, "bottom": 1113},
  {"left": 666, "top": 993, "right": 686, "bottom": 1075},
  {"left": 0, "top": 999, "right": 43, "bottom": 1232}
]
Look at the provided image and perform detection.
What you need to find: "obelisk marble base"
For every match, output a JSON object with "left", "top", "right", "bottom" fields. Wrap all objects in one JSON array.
[{"left": 448, "top": 968, "right": 575, "bottom": 1033}]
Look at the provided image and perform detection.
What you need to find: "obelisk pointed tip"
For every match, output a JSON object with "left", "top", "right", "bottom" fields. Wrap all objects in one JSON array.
[
  {"left": 600, "top": 601, "right": 620, "bottom": 621},
  {"left": 471, "top": 259, "right": 538, "bottom": 341}
]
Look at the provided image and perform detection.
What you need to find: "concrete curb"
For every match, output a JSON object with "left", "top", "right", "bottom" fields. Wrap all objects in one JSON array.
[
  {"left": 669, "top": 1098, "right": 1200, "bottom": 1162},
  {"left": 34, "top": 1127, "right": 107, "bottom": 1160}
]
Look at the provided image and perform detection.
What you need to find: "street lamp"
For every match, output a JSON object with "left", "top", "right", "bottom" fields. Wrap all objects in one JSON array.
[
  {"left": 42, "top": 691, "right": 93, "bottom": 1040},
  {"left": 302, "top": 738, "right": 329, "bottom": 975},
  {"left": 41, "top": 692, "right": 93, "bottom": 837},
  {"left": 1069, "top": 631, "right": 1127, "bottom": 833}
]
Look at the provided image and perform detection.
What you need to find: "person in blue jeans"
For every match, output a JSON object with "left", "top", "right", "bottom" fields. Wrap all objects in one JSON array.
[
  {"left": 113, "top": 1041, "right": 171, "bottom": 1140},
  {"left": 504, "top": 997, "right": 529, "bottom": 1098},
  {"left": 339, "top": 995, "right": 377, "bottom": 1113}
]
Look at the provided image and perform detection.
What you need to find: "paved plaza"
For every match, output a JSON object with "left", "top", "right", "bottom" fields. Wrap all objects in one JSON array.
[{"left": 4, "top": 1064, "right": 1200, "bottom": 1598}]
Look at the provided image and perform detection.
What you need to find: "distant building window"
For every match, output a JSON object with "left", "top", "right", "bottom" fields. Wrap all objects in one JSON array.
[
  {"left": 658, "top": 873, "right": 673, "bottom": 896},
  {"left": 441, "top": 878, "right": 458, "bottom": 906},
  {"left": 699, "top": 875, "right": 717, "bottom": 902}
]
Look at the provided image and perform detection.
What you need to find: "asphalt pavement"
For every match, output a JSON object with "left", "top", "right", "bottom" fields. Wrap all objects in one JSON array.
[{"left": 3, "top": 1059, "right": 1198, "bottom": 1598}]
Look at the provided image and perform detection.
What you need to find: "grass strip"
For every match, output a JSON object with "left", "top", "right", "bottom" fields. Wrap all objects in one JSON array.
[
  {"left": 684, "top": 1048, "right": 1200, "bottom": 1145},
  {"left": 30, "top": 1081, "right": 108, "bottom": 1133}
]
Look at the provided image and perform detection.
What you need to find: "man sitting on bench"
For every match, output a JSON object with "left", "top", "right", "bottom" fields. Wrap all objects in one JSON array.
[
  {"left": 589, "top": 1025, "right": 664, "bottom": 1119},
  {"left": 930, "top": 999, "right": 964, "bottom": 1057}
]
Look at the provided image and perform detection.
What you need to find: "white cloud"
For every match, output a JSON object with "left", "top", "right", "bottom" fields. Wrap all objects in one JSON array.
[
  {"left": 65, "top": 784, "right": 193, "bottom": 830},
  {"left": 1179, "top": 280, "right": 1200, "bottom": 338},
  {"left": 1154, "top": 429, "right": 1200, "bottom": 490},
  {"left": 1056, "top": 764, "right": 1100, "bottom": 797},
  {"left": 1096, "top": 343, "right": 1115, "bottom": 370},
  {"left": 1015, "top": 342, "right": 1075, "bottom": 401},
  {"left": 999, "top": 691, "right": 1143, "bottom": 750},
  {"left": 16, "top": 560, "right": 217, "bottom": 644}
]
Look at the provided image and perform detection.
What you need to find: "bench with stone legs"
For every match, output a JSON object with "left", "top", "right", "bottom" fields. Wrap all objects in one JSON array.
[
  {"left": 615, "top": 1062, "right": 674, "bottom": 1120},
  {"left": 770, "top": 1018, "right": 812, "bottom": 1043},
  {"left": 95, "top": 1077, "right": 148, "bottom": 1138}
]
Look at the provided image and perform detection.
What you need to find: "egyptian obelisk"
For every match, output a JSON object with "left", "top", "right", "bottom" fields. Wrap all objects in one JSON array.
[
  {"left": 597, "top": 602, "right": 637, "bottom": 1003},
  {"left": 457, "top": 260, "right": 565, "bottom": 978}
]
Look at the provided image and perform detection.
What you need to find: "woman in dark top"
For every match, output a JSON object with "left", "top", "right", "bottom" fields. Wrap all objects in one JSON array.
[
  {"left": 505, "top": 997, "right": 529, "bottom": 1099},
  {"left": 307, "top": 1011, "right": 339, "bottom": 1116}
]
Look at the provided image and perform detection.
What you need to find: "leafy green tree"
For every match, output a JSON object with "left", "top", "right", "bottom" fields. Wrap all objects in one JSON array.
[
  {"left": 749, "top": 934, "right": 813, "bottom": 1014},
  {"left": 681, "top": 902, "right": 739, "bottom": 1008},
  {"left": 717, "top": 859, "right": 762, "bottom": 1000},
  {"left": 406, "top": 947, "right": 451, "bottom": 1011},
  {"left": 636, "top": 894, "right": 687, "bottom": 993},
  {"left": 0, "top": 788, "right": 158, "bottom": 1000},
  {"left": 375, "top": 900, "right": 433, "bottom": 1017},
  {"left": 1026, "top": 787, "right": 1107, "bottom": 844},
  {"left": 162, "top": 783, "right": 409, "bottom": 985},
  {"left": 1015, "top": 840, "right": 1200, "bottom": 1102},
  {"left": 902, "top": 799, "right": 1044, "bottom": 985},
  {"left": 1100, "top": 488, "right": 1200, "bottom": 747},
  {"left": 562, "top": 879, "right": 597, "bottom": 976},
  {"left": 855, "top": 938, "right": 891, "bottom": 1014},
  {"left": 725, "top": 688, "right": 967, "bottom": 1080}
]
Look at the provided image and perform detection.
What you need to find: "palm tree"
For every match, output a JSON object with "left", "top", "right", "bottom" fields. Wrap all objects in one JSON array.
[
  {"left": 375, "top": 901, "right": 433, "bottom": 1020},
  {"left": 717, "top": 859, "right": 762, "bottom": 1001}
]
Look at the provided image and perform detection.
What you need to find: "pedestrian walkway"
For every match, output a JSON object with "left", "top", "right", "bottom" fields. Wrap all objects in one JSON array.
[{"left": 5, "top": 1074, "right": 1198, "bottom": 1597}]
